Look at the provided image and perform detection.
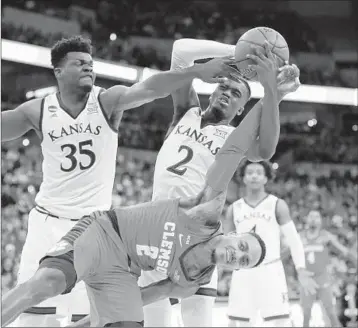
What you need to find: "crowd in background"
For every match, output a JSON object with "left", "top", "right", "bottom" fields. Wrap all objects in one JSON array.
[
  {"left": 2, "top": 0, "right": 350, "bottom": 87},
  {"left": 1, "top": 0, "right": 357, "bottom": 325}
]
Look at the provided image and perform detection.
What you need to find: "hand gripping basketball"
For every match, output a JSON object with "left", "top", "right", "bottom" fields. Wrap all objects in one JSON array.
[{"left": 246, "top": 41, "right": 278, "bottom": 89}]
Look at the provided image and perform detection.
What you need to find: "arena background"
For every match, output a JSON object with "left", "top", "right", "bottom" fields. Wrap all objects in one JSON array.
[{"left": 1, "top": 0, "right": 357, "bottom": 326}]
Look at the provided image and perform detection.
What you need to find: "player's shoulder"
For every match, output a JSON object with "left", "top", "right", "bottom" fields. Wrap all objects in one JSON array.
[{"left": 18, "top": 97, "right": 45, "bottom": 129}]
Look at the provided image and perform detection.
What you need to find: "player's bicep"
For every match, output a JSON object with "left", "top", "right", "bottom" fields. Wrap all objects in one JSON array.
[
  {"left": 276, "top": 199, "right": 292, "bottom": 226},
  {"left": 1, "top": 101, "right": 37, "bottom": 142}
]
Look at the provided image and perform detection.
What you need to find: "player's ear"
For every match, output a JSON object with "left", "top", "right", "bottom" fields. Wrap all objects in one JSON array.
[
  {"left": 54, "top": 67, "right": 62, "bottom": 79},
  {"left": 236, "top": 107, "right": 244, "bottom": 116}
]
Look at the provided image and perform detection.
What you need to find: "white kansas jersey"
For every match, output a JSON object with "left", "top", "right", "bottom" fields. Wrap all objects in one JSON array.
[
  {"left": 152, "top": 107, "right": 234, "bottom": 200},
  {"left": 232, "top": 194, "right": 280, "bottom": 265},
  {"left": 35, "top": 86, "right": 118, "bottom": 219}
]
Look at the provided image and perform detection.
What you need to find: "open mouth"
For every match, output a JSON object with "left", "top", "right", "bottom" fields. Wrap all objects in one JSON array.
[
  {"left": 218, "top": 97, "right": 229, "bottom": 106},
  {"left": 226, "top": 247, "right": 235, "bottom": 264}
]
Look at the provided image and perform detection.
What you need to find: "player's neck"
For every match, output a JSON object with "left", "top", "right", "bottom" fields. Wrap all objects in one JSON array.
[
  {"left": 57, "top": 87, "right": 90, "bottom": 113},
  {"left": 245, "top": 189, "right": 267, "bottom": 202},
  {"left": 201, "top": 107, "right": 230, "bottom": 127}
]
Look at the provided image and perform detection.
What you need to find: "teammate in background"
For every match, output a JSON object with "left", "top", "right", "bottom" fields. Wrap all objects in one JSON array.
[
  {"left": 140, "top": 38, "right": 301, "bottom": 327},
  {"left": 226, "top": 161, "right": 317, "bottom": 327},
  {"left": 2, "top": 94, "right": 273, "bottom": 327},
  {"left": 1, "top": 35, "right": 239, "bottom": 327},
  {"left": 300, "top": 210, "right": 357, "bottom": 327}
]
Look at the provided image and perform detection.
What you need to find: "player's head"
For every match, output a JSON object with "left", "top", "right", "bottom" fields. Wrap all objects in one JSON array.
[
  {"left": 206, "top": 77, "right": 251, "bottom": 123},
  {"left": 240, "top": 160, "right": 273, "bottom": 191},
  {"left": 51, "top": 36, "right": 94, "bottom": 92},
  {"left": 306, "top": 210, "right": 322, "bottom": 231},
  {"left": 212, "top": 232, "right": 266, "bottom": 270}
]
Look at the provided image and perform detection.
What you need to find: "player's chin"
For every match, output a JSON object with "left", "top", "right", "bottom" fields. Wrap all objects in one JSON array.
[{"left": 80, "top": 81, "right": 94, "bottom": 92}]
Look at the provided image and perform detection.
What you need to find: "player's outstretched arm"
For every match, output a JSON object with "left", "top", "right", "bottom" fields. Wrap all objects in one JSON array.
[
  {"left": 276, "top": 199, "right": 318, "bottom": 295},
  {"left": 245, "top": 49, "right": 301, "bottom": 162},
  {"left": 1, "top": 98, "right": 42, "bottom": 142},
  {"left": 140, "top": 278, "right": 198, "bottom": 306},
  {"left": 169, "top": 39, "right": 235, "bottom": 128},
  {"left": 326, "top": 231, "right": 357, "bottom": 262},
  {"left": 98, "top": 58, "right": 239, "bottom": 114}
]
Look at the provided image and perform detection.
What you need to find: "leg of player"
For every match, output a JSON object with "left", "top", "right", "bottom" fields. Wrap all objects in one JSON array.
[
  {"left": 318, "top": 285, "right": 342, "bottom": 327},
  {"left": 142, "top": 299, "right": 172, "bottom": 327},
  {"left": 300, "top": 285, "right": 315, "bottom": 327},
  {"left": 1, "top": 267, "right": 67, "bottom": 327}
]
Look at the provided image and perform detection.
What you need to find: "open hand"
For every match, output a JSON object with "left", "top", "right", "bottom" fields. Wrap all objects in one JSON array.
[
  {"left": 246, "top": 41, "right": 278, "bottom": 89},
  {"left": 297, "top": 268, "right": 318, "bottom": 296},
  {"left": 195, "top": 56, "right": 241, "bottom": 84},
  {"left": 277, "top": 63, "right": 301, "bottom": 99}
]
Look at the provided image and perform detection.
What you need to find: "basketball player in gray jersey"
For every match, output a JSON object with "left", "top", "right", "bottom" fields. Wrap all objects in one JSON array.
[
  {"left": 1, "top": 35, "right": 239, "bottom": 327},
  {"left": 2, "top": 75, "right": 279, "bottom": 326}
]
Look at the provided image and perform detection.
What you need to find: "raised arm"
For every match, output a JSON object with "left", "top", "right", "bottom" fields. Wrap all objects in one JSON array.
[
  {"left": 244, "top": 45, "right": 300, "bottom": 162},
  {"left": 1, "top": 98, "right": 42, "bottom": 142},
  {"left": 170, "top": 39, "right": 235, "bottom": 125},
  {"left": 98, "top": 57, "right": 238, "bottom": 125}
]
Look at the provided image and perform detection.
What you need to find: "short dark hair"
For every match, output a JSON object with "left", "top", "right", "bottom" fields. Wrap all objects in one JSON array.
[
  {"left": 239, "top": 160, "right": 274, "bottom": 180},
  {"left": 51, "top": 36, "right": 92, "bottom": 68},
  {"left": 249, "top": 232, "right": 266, "bottom": 267}
]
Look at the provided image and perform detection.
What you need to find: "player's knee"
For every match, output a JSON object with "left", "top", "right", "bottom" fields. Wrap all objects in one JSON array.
[{"left": 28, "top": 267, "right": 67, "bottom": 301}]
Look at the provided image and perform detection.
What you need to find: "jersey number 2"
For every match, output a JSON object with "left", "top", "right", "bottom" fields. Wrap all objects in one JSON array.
[
  {"left": 166, "top": 145, "right": 193, "bottom": 176},
  {"left": 61, "top": 140, "right": 96, "bottom": 172},
  {"left": 136, "top": 245, "right": 159, "bottom": 259}
]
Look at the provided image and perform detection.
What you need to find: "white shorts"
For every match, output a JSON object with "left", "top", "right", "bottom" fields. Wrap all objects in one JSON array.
[
  {"left": 139, "top": 266, "right": 218, "bottom": 296},
  {"left": 228, "top": 260, "right": 290, "bottom": 321},
  {"left": 16, "top": 208, "right": 90, "bottom": 317}
]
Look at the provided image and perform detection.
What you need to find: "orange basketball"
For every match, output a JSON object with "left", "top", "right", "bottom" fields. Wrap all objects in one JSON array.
[{"left": 235, "top": 27, "right": 289, "bottom": 81}]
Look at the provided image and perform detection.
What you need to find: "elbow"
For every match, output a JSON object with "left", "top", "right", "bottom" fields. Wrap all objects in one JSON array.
[{"left": 258, "top": 147, "right": 275, "bottom": 161}]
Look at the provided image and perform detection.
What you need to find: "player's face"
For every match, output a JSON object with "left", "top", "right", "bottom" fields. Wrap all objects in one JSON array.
[
  {"left": 208, "top": 79, "right": 250, "bottom": 122},
  {"left": 213, "top": 233, "right": 263, "bottom": 270},
  {"left": 306, "top": 210, "right": 322, "bottom": 230},
  {"left": 243, "top": 163, "right": 268, "bottom": 189},
  {"left": 56, "top": 52, "right": 95, "bottom": 92}
]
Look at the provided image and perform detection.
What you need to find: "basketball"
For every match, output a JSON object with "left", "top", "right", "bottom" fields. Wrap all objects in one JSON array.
[{"left": 235, "top": 27, "right": 289, "bottom": 81}]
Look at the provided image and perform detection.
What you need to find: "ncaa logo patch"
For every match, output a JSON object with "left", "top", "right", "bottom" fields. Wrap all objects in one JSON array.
[
  {"left": 47, "top": 240, "right": 72, "bottom": 257},
  {"left": 214, "top": 128, "right": 228, "bottom": 139}
]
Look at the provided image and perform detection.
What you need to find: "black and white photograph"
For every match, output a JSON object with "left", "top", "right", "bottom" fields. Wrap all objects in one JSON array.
[{"left": 1, "top": 0, "right": 357, "bottom": 327}]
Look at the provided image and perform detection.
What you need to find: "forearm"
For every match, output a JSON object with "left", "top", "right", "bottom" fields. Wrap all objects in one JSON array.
[
  {"left": 280, "top": 221, "right": 306, "bottom": 270},
  {"left": 205, "top": 97, "right": 264, "bottom": 193},
  {"left": 140, "top": 278, "right": 173, "bottom": 306},
  {"left": 171, "top": 39, "right": 235, "bottom": 70},
  {"left": 257, "top": 85, "right": 280, "bottom": 159},
  {"left": 142, "top": 66, "right": 201, "bottom": 99}
]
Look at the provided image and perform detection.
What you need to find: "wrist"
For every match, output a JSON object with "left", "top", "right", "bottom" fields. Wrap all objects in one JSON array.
[{"left": 185, "top": 65, "right": 202, "bottom": 79}]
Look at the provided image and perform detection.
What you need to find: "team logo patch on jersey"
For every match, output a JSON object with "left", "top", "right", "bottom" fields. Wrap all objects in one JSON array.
[
  {"left": 48, "top": 105, "right": 58, "bottom": 117},
  {"left": 214, "top": 128, "right": 228, "bottom": 139},
  {"left": 87, "top": 103, "right": 98, "bottom": 114}
]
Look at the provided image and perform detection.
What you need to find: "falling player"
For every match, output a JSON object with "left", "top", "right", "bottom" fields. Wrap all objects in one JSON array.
[
  {"left": 140, "top": 38, "right": 301, "bottom": 327},
  {"left": 2, "top": 97, "right": 272, "bottom": 327},
  {"left": 300, "top": 210, "right": 357, "bottom": 327},
  {"left": 1, "top": 35, "right": 240, "bottom": 327},
  {"left": 226, "top": 161, "right": 317, "bottom": 327}
]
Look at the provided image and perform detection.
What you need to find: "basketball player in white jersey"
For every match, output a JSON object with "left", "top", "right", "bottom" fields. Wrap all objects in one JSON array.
[
  {"left": 139, "top": 38, "right": 301, "bottom": 327},
  {"left": 1, "top": 35, "right": 240, "bottom": 327},
  {"left": 226, "top": 161, "right": 317, "bottom": 327}
]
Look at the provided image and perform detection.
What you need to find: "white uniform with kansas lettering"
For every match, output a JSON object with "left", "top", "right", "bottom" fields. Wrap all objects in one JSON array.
[
  {"left": 14, "top": 86, "right": 118, "bottom": 326},
  {"left": 139, "top": 107, "right": 234, "bottom": 326},
  {"left": 228, "top": 195, "right": 290, "bottom": 322}
]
